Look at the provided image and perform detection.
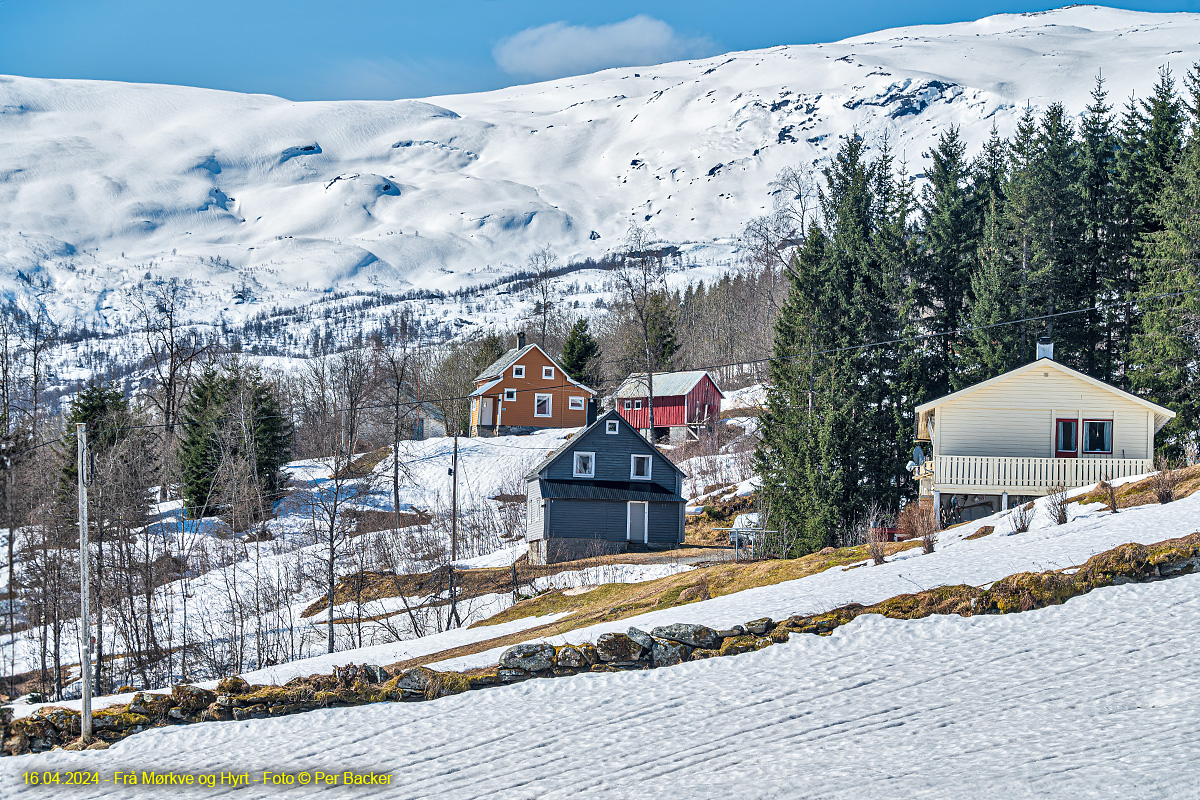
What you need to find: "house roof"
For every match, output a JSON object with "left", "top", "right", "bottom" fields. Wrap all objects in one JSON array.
[
  {"left": 613, "top": 370, "right": 724, "bottom": 399},
  {"left": 473, "top": 342, "right": 597, "bottom": 395},
  {"left": 475, "top": 344, "right": 538, "bottom": 382},
  {"left": 539, "top": 479, "right": 685, "bottom": 504},
  {"left": 468, "top": 377, "right": 502, "bottom": 398},
  {"left": 525, "top": 409, "right": 687, "bottom": 480},
  {"left": 915, "top": 358, "right": 1177, "bottom": 424}
]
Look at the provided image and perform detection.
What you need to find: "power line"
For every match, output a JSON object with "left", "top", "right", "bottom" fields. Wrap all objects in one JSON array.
[{"left": 4, "top": 285, "right": 1196, "bottom": 461}]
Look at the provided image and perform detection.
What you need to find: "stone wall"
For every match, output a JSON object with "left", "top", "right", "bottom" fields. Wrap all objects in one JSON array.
[{"left": 528, "top": 538, "right": 626, "bottom": 565}]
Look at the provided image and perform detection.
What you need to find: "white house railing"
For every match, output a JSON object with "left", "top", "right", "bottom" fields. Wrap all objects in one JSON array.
[{"left": 933, "top": 455, "right": 1152, "bottom": 493}]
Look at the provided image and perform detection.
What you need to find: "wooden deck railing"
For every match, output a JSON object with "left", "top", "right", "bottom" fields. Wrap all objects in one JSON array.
[{"left": 933, "top": 455, "right": 1152, "bottom": 493}]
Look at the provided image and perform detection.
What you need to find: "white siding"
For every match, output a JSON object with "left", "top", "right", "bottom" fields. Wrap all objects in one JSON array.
[
  {"left": 525, "top": 480, "right": 544, "bottom": 541},
  {"left": 934, "top": 365, "right": 1153, "bottom": 461}
]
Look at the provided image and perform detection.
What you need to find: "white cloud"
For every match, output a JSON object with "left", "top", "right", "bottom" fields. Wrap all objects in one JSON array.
[{"left": 494, "top": 15, "right": 716, "bottom": 79}]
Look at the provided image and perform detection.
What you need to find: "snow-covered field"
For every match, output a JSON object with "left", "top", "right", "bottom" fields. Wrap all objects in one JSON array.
[
  {"left": 4, "top": 488, "right": 1199, "bottom": 797},
  {"left": 429, "top": 486, "right": 1200, "bottom": 671}
]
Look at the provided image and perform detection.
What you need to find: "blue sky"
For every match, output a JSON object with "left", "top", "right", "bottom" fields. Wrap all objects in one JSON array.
[{"left": 0, "top": 1, "right": 1197, "bottom": 100}]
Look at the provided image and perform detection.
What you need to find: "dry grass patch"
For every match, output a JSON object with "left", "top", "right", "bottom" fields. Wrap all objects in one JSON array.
[
  {"left": 303, "top": 547, "right": 730, "bottom": 620},
  {"left": 685, "top": 513, "right": 732, "bottom": 546},
  {"left": 964, "top": 525, "right": 995, "bottom": 541},
  {"left": 1075, "top": 465, "right": 1200, "bottom": 509},
  {"left": 478, "top": 541, "right": 921, "bottom": 630},
  {"left": 335, "top": 446, "right": 392, "bottom": 479}
]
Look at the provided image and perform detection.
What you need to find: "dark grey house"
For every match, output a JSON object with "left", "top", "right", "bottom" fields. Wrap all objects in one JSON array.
[{"left": 525, "top": 410, "right": 687, "bottom": 565}]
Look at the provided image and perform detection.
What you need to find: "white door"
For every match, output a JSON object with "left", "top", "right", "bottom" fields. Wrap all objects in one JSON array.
[
  {"left": 480, "top": 397, "right": 493, "bottom": 426},
  {"left": 627, "top": 501, "right": 648, "bottom": 544}
]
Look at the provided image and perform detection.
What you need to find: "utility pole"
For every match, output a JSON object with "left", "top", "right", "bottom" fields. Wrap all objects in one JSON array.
[
  {"left": 448, "top": 435, "right": 461, "bottom": 628},
  {"left": 414, "top": 334, "right": 423, "bottom": 442},
  {"left": 76, "top": 423, "right": 93, "bottom": 745},
  {"left": 450, "top": 435, "right": 458, "bottom": 563}
]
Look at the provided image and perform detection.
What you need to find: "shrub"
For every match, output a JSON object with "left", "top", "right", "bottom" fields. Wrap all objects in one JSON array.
[
  {"left": 898, "top": 501, "right": 938, "bottom": 554},
  {"left": 1009, "top": 502, "right": 1033, "bottom": 534},
  {"left": 867, "top": 526, "right": 889, "bottom": 565},
  {"left": 1046, "top": 484, "right": 1069, "bottom": 526},
  {"left": 896, "top": 502, "right": 923, "bottom": 542},
  {"left": 918, "top": 512, "right": 938, "bottom": 555},
  {"left": 1097, "top": 478, "right": 1119, "bottom": 514},
  {"left": 857, "top": 503, "right": 892, "bottom": 564},
  {"left": 1151, "top": 457, "right": 1181, "bottom": 504}
]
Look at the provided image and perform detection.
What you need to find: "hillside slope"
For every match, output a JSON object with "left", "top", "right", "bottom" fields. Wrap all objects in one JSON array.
[{"left": 2, "top": 6, "right": 1199, "bottom": 329}]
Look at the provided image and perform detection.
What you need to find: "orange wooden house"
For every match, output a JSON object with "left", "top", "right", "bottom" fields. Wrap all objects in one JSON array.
[{"left": 469, "top": 333, "right": 597, "bottom": 436}]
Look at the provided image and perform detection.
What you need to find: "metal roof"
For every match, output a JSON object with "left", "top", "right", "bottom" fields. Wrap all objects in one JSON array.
[
  {"left": 538, "top": 479, "right": 685, "bottom": 504},
  {"left": 474, "top": 344, "right": 537, "bottom": 382},
  {"left": 472, "top": 343, "right": 597, "bottom": 395},
  {"left": 613, "top": 370, "right": 722, "bottom": 399},
  {"left": 468, "top": 377, "right": 502, "bottom": 398}
]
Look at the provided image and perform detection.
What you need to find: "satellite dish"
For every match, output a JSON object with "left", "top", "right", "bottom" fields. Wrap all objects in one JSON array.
[{"left": 912, "top": 446, "right": 926, "bottom": 466}]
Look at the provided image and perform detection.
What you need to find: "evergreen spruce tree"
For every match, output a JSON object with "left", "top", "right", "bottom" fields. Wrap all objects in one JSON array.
[
  {"left": 1078, "top": 75, "right": 1120, "bottom": 380},
  {"left": 1002, "top": 106, "right": 1043, "bottom": 360},
  {"left": 1112, "top": 71, "right": 1184, "bottom": 382},
  {"left": 560, "top": 318, "right": 602, "bottom": 388},
  {"left": 179, "top": 365, "right": 229, "bottom": 518},
  {"left": 973, "top": 123, "right": 1008, "bottom": 204},
  {"left": 917, "top": 126, "right": 981, "bottom": 395},
  {"left": 178, "top": 363, "right": 291, "bottom": 519},
  {"left": 1030, "top": 103, "right": 1085, "bottom": 368},
  {"left": 645, "top": 291, "right": 678, "bottom": 369},
  {"left": 1129, "top": 64, "right": 1200, "bottom": 456},
  {"left": 623, "top": 291, "right": 678, "bottom": 374},
  {"left": 757, "top": 234, "right": 841, "bottom": 553},
  {"left": 959, "top": 196, "right": 1023, "bottom": 384},
  {"left": 238, "top": 363, "right": 291, "bottom": 500},
  {"left": 62, "top": 380, "right": 130, "bottom": 486},
  {"left": 758, "top": 134, "right": 910, "bottom": 552}
]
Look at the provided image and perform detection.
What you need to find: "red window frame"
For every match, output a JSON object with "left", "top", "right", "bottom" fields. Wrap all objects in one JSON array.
[
  {"left": 1081, "top": 419, "right": 1114, "bottom": 455},
  {"left": 1055, "top": 418, "right": 1078, "bottom": 458}
]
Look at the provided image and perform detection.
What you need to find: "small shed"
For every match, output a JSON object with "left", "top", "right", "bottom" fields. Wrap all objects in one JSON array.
[
  {"left": 613, "top": 370, "right": 724, "bottom": 442},
  {"left": 525, "top": 410, "right": 687, "bottom": 564}
]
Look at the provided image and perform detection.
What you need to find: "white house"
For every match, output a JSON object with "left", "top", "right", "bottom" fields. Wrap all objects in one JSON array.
[{"left": 913, "top": 340, "right": 1175, "bottom": 523}]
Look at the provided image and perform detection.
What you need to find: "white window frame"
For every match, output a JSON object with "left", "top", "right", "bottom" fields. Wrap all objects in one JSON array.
[
  {"left": 534, "top": 393, "right": 552, "bottom": 418},
  {"left": 513, "top": 365, "right": 525, "bottom": 379},
  {"left": 543, "top": 366, "right": 555, "bottom": 380},
  {"left": 568, "top": 396, "right": 585, "bottom": 411},
  {"left": 634, "top": 399, "right": 642, "bottom": 409},
  {"left": 504, "top": 388, "right": 516, "bottom": 402},
  {"left": 605, "top": 420, "right": 619, "bottom": 434},
  {"left": 624, "top": 400, "right": 632, "bottom": 410},
  {"left": 630, "top": 454, "right": 652, "bottom": 481},
  {"left": 572, "top": 451, "right": 596, "bottom": 478}
]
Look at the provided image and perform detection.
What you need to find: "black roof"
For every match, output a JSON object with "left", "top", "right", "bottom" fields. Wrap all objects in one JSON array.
[{"left": 539, "top": 479, "right": 685, "bottom": 503}]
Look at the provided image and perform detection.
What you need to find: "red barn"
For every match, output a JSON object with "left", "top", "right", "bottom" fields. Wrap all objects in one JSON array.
[{"left": 614, "top": 370, "right": 725, "bottom": 442}]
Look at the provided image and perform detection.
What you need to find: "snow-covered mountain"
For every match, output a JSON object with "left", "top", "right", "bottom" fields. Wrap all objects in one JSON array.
[{"left": 3, "top": 5, "right": 1200, "bottom": 329}]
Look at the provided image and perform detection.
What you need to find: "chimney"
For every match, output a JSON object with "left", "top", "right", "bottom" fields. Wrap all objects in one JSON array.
[
  {"left": 1036, "top": 336, "right": 1054, "bottom": 361},
  {"left": 517, "top": 331, "right": 526, "bottom": 349},
  {"left": 586, "top": 398, "right": 598, "bottom": 426}
]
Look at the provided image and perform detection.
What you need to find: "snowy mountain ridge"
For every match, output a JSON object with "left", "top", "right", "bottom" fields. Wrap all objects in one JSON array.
[{"left": 2, "top": 5, "right": 1200, "bottom": 330}]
